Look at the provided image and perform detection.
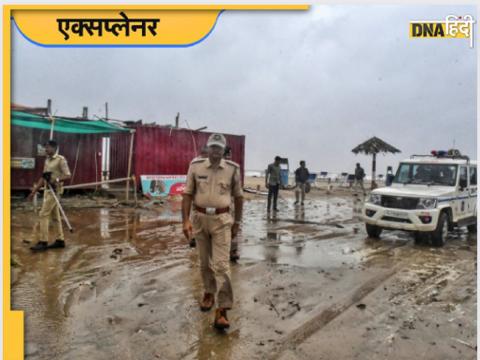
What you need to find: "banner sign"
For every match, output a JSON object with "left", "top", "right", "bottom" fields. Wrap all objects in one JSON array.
[
  {"left": 140, "top": 175, "right": 186, "bottom": 197},
  {"left": 11, "top": 157, "right": 35, "bottom": 169}
]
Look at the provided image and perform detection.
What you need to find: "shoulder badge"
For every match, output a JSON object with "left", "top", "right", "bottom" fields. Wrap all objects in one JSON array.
[
  {"left": 191, "top": 158, "right": 206, "bottom": 164},
  {"left": 225, "top": 160, "right": 240, "bottom": 168}
]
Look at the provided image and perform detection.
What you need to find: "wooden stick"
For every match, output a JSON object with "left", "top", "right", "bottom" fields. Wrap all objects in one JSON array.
[
  {"left": 126, "top": 130, "right": 135, "bottom": 201},
  {"left": 133, "top": 175, "right": 138, "bottom": 206},
  {"left": 451, "top": 337, "right": 476, "bottom": 350},
  {"left": 63, "top": 177, "right": 132, "bottom": 190},
  {"left": 268, "top": 299, "right": 280, "bottom": 317}
]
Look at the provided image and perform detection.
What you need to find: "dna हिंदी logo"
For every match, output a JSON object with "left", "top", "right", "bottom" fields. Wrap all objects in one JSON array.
[{"left": 409, "top": 14, "right": 475, "bottom": 48}]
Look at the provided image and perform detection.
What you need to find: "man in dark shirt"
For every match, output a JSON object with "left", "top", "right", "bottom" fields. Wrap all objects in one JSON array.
[
  {"left": 354, "top": 163, "right": 366, "bottom": 194},
  {"left": 294, "top": 161, "right": 310, "bottom": 206},
  {"left": 265, "top": 156, "right": 282, "bottom": 212}
]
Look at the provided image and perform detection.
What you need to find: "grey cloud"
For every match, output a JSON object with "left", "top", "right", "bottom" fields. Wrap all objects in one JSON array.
[{"left": 12, "top": 5, "right": 476, "bottom": 175}]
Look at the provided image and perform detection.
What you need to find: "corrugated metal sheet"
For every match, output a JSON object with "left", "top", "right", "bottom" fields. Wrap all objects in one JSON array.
[
  {"left": 12, "top": 126, "right": 109, "bottom": 190},
  {"left": 12, "top": 124, "right": 245, "bottom": 190},
  {"left": 109, "top": 132, "right": 132, "bottom": 180},
  {"left": 132, "top": 125, "right": 245, "bottom": 182}
]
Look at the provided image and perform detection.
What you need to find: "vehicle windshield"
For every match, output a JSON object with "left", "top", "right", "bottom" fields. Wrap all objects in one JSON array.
[{"left": 393, "top": 163, "right": 458, "bottom": 186}]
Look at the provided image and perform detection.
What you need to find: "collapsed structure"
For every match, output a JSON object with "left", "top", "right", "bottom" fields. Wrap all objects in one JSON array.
[{"left": 11, "top": 104, "right": 245, "bottom": 192}]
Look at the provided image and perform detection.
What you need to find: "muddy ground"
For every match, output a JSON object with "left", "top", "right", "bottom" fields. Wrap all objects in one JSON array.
[{"left": 11, "top": 186, "right": 477, "bottom": 360}]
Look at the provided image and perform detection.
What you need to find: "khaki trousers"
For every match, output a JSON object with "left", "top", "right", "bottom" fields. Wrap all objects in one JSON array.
[
  {"left": 33, "top": 190, "right": 64, "bottom": 242},
  {"left": 295, "top": 182, "right": 306, "bottom": 202},
  {"left": 193, "top": 211, "right": 233, "bottom": 309}
]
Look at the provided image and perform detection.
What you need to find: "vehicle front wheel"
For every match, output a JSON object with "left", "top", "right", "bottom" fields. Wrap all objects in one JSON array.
[
  {"left": 366, "top": 224, "right": 382, "bottom": 238},
  {"left": 431, "top": 212, "right": 449, "bottom": 247}
]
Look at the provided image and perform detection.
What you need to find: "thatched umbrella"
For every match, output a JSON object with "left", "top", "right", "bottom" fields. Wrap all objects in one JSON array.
[{"left": 352, "top": 136, "right": 401, "bottom": 188}]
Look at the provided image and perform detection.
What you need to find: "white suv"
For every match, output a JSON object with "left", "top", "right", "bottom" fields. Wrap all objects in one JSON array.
[{"left": 363, "top": 151, "right": 477, "bottom": 246}]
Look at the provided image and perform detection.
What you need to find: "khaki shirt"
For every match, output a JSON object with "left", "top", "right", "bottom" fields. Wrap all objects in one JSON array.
[
  {"left": 43, "top": 154, "right": 71, "bottom": 192},
  {"left": 266, "top": 163, "right": 282, "bottom": 186},
  {"left": 184, "top": 158, "right": 243, "bottom": 208}
]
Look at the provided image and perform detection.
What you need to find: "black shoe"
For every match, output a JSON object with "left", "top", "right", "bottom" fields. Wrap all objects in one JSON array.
[
  {"left": 273, "top": 208, "right": 279, "bottom": 212},
  {"left": 294, "top": 201, "right": 299, "bottom": 205},
  {"left": 230, "top": 249, "right": 240, "bottom": 262},
  {"left": 30, "top": 241, "right": 48, "bottom": 252},
  {"left": 47, "top": 239, "right": 65, "bottom": 249},
  {"left": 301, "top": 202, "right": 304, "bottom": 206},
  {"left": 189, "top": 238, "right": 197, "bottom": 248}
]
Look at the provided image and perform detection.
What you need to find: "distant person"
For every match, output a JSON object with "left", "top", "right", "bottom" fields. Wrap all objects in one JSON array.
[
  {"left": 265, "top": 156, "right": 282, "bottom": 212},
  {"left": 224, "top": 145, "right": 232, "bottom": 160},
  {"left": 354, "top": 163, "right": 366, "bottom": 194},
  {"left": 294, "top": 161, "right": 310, "bottom": 206},
  {"left": 385, "top": 166, "right": 395, "bottom": 186}
]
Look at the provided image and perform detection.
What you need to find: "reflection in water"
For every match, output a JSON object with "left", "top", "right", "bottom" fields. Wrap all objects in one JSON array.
[
  {"left": 10, "top": 197, "right": 477, "bottom": 360},
  {"left": 264, "top": 231, "right": 280, "bottom": 263},
  {"left": 100, "top": 208, "right": 110, "bottom": 239},
  {"left": 295, "top": 242, "right": 304, "bottom": 255},
  {"left": 294, "top": 206, "right": 305, "bottom": 221},
  {"left": 352, "top": 194, "right": 363, "bottom": 218},
  {"left": 267, "top": 232, "right": 279, "bottom": 242},
  {"left": 131, "top": 212, "right": 139, "bottom": 242},
  {"left": 195, "top": 324, "right": 238, "bottom": 360}
]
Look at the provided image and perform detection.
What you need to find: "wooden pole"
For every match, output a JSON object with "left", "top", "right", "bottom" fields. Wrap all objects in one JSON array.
[
  {"left": 49, "top": 115, "right": 55, "bottom": 140},
  {"left": 371, "top": 153, "right": 377, "bottom": 189},
  {"left": 126, "top": 130, "right": 135, "bottom": 201},
  {"left": 63, "top": 176, "right": 133, "bottom": 190},
  {"left": 132, "top": 175, "right": 138, "bottom": 206}
]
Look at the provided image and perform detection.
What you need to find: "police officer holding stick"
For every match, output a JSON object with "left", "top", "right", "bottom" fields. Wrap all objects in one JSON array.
[{"left": 27, "top": 140, "right": 71, "bottom": 251}]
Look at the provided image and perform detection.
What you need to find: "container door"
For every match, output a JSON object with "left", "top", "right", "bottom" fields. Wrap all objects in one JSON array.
[{"left": 101, "top": 137, "right": 111, "bottom": 187}]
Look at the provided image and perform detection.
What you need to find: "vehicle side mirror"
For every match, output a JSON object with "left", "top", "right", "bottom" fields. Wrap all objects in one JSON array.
[{"left": 459, "top": 178, "right": 468, "bottom": 190}]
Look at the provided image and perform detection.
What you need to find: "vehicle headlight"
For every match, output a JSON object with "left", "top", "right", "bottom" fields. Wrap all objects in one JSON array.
[
  {"left": 368, "top": 193, "right": 382, "bottom": 205},
  {"left": 417, "top": 198, "right": 437, "bottom": 209}
]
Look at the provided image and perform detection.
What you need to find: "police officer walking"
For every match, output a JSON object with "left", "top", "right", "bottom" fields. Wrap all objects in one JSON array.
[
  {"left": 28, "top": 140, "right": 71, "bottom": 251},
  {"left": 182, "top": 133, "right": 243, "bottom": 329}
]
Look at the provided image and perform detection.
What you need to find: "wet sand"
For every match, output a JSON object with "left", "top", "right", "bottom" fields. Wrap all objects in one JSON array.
[{"left": 11, "top": 188, "right": 476, "bottom": 360}]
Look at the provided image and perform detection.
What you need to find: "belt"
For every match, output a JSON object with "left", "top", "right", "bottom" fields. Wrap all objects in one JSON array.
[{"left": 195, "top": 205, "right": 230, "bottom": 215}]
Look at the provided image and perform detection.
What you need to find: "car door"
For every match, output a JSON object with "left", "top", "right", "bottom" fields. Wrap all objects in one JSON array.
[
  {"left": 468, "top": 165, "right": 477, "bottom": 216},
  {"left": 457, "top": 166, "right": 469, "bottom": 219}
]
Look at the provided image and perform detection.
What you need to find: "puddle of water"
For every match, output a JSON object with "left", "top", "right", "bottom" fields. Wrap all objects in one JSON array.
[{"left": 10, "top": 194, "right": 476, "bottom": 360}]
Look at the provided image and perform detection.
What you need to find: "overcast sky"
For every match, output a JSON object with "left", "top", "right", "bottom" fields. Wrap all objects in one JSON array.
[{"left": 12, "top": 5, "right": 477, "bottom": 174}]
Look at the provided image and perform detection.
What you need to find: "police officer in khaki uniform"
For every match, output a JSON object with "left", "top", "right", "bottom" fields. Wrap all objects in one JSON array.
[
  {"left": 182, "top": 133, "right": 243, "bottom": 329},
  {"left": 28, "top": 140, "right": 71, "bottom": 251}
]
